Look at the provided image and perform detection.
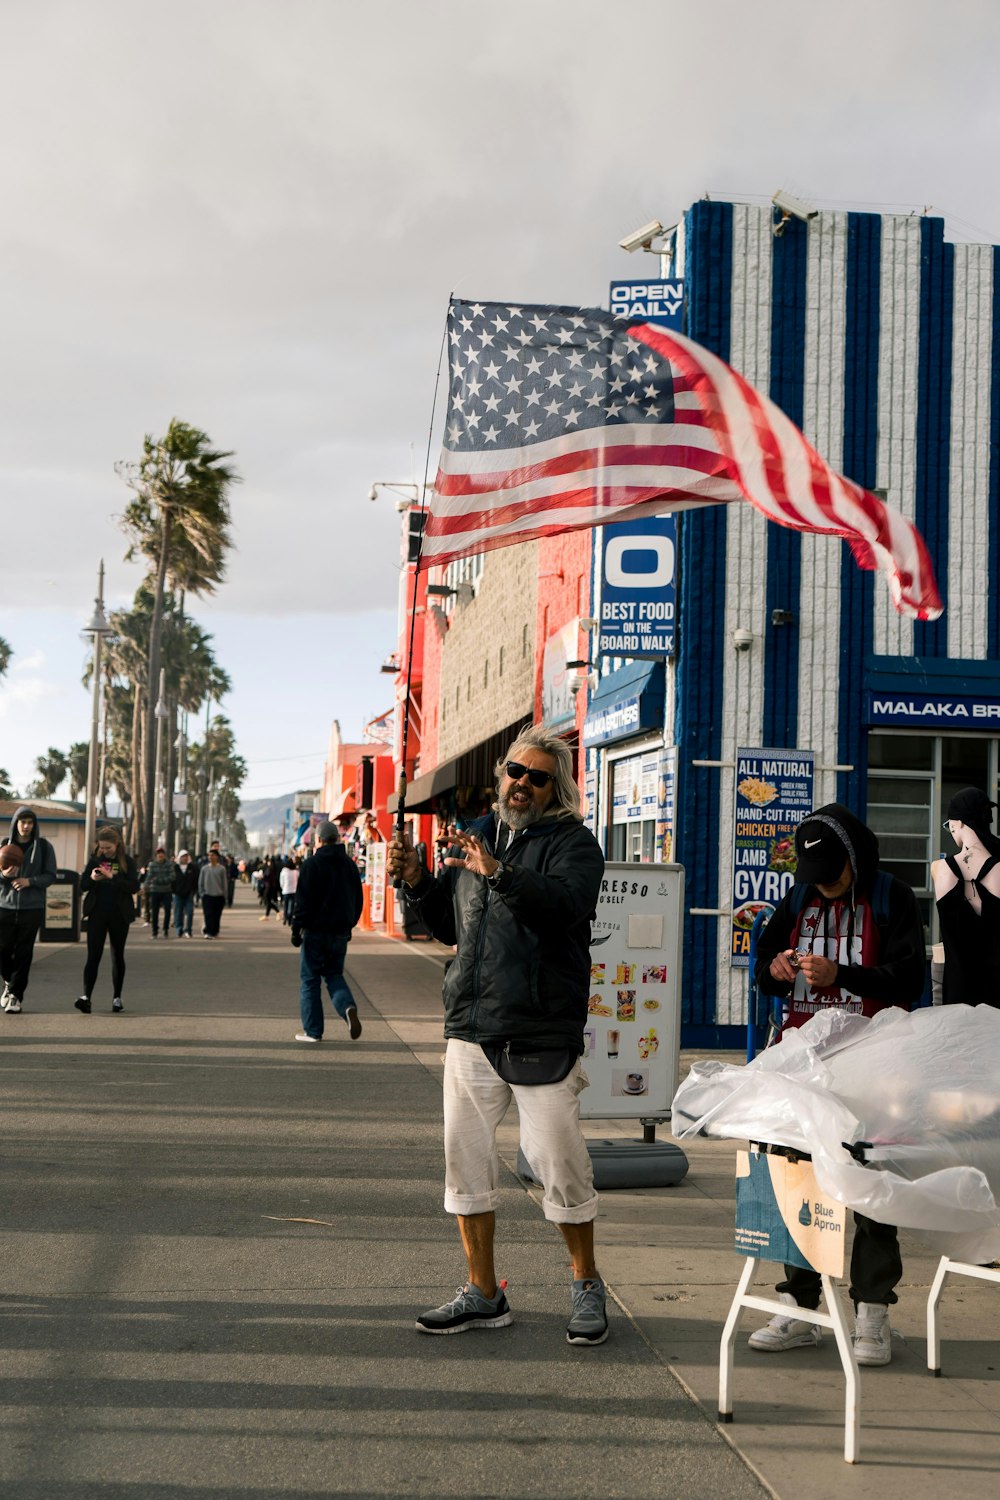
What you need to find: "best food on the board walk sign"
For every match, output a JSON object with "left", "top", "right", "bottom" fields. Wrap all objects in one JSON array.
[{"left": 730, "top": 747, "right": 814, "bottom": 968}]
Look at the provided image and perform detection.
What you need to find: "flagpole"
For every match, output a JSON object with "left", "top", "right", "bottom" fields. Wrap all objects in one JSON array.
[{"left": 393, "top": 311, "right": 450, "bottom": 885}]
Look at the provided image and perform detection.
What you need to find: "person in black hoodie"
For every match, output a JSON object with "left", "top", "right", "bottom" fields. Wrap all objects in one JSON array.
[
  {"left": 751, "top": 803, "right": 926, "bottom": 1368},
  {"left": 291, "top": 822, "right": 363, "bottom": 1043},
  {"left": 172, "top": 850, "right": 199, "bottom": 937},
  {"left": 0, "top": 805, "right": 57, "bottom": 1013},
  {"left": 76, "top": 826, "right": 140, "bottom": 1014}
]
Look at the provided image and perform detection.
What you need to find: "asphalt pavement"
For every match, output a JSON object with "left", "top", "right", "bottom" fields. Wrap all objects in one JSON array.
[{"left": 2, "top": 888, "right": 998, "bottom": 1498}]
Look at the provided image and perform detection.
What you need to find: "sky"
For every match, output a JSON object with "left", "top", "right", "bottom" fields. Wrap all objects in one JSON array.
[{"left": 2, "top": 0, "right": 999, "bottom": 800}]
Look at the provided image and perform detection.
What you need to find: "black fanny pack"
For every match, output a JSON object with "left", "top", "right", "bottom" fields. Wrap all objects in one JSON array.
[{"left": 481, "top": 1042, "right": 577, "bottom": 1086}]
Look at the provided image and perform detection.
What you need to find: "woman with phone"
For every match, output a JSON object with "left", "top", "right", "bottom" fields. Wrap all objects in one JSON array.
[{"left": 76, "top": 826, "right": 140, "bottom": 1014}]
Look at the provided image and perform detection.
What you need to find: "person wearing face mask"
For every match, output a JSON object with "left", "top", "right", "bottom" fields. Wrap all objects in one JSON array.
[
  {"left": 931, "top": 787, "right": 1000, "bottom": 1007},
  {"left": 0, "top": 806, "right": 58, "bottom": 1014},
  {"left": 751, "top": 804, "right": 927, "bottom": 1368},
  {"left": 388, "top": 726, "right": 607, "bottom": 1348}
]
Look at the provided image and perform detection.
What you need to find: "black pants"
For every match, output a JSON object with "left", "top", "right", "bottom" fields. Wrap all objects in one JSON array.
[
  {"left": 777, "top": 1212, "right": 902, "bottom": 1308},
  {"left": 149, "top": 891, "right": 172, "bottom": 935},
  {"left": 202, "top": 894, "right": 225, "bottom": 935},
  {"left": 0, "top": 909, "right": 44, "bottom": 999},
  {"left": 83, "top": 911, "right": 131, "bottom": 1000}
]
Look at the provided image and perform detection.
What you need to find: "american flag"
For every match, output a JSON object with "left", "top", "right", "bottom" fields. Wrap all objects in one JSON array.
[{"left": 425, "top": 299, "right": 942, "bottom": 621}]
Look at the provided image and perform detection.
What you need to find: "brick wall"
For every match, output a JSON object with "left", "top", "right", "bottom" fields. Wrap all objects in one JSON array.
[{"left": 438, "top": 540, "right": 538, "bottom": 762}]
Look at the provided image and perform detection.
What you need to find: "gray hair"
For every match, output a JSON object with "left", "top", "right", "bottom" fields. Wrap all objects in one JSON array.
[{"left": 493, "top": 725, "right": 582, "bottom": 822}]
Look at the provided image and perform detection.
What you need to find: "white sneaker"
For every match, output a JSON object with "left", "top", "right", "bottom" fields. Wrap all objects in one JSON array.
[
  {"left": 4, "top": 995, "right": 22, "bottom": 1014},
  {"left": 112, "top": 997, "right": 124, "bottom": 1013},
  {"left": 853, "top": 1301, "right": 891, "bottom": 1366},
  {"left": 0, "top": 983, "right": 11, "bottom": 1007},
  {"left": 748, "top": 1292, "right": 821, "bottom": 1351},
  {"left": 294, "top": 1032, "right": 321, "bottom": 1043}
]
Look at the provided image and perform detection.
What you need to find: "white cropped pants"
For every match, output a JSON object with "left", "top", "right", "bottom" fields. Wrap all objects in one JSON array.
[{"left": 442, "top": 1037, "right": 599, "bottom": 1225}]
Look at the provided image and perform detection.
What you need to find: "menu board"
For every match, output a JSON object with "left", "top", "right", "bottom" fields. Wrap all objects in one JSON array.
[
  {"left": 730, "top": 746, "right": 814, "bottom": 968},
  {"left": 582, "top": 862, "right": 684, "bottom": 1120}
]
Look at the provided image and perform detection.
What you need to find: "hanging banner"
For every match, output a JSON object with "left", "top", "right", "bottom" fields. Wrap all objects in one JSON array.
[
  {"left": 730, "top": 747, "right": 814, "bottom": 968},
  {"left": 366, "top": 841, "right": 386, "bottom": 924},
  {"left": 598, "top": 517, "right": 676, "bottom": 659},
  {"left": 583, "top": 862, "right": 684, "bottom": 1120},
  {"left": 655, "top": 747, "right": 676, "bottom": 863}
]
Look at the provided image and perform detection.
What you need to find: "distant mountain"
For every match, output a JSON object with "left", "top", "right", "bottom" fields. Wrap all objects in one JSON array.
[{"left": 239, "top": 792, "right": 297, "bottom": 835}]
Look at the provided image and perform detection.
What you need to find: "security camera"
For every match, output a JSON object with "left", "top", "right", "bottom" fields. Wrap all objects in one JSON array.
[
  {"left": 732, "top": 628, "right": 753, "bottom": 652},
  {"left": 580, "top": 616, "right": 598, "bottom": 630},
  {"left": 771, "top": 190, "right": 818, "bottom": 223},
  {"left": 619, "top": 219, "right": 665, "bottom": 253},
  {"left": 367, "top": 484, "right": 378, "bottom": 502}
]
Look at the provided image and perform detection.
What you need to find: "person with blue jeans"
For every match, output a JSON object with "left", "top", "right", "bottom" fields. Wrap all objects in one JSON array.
[
  {"left": 172, "top": 851, "right": 198, "bottom": 937},
  {"left": 291, "top": 821, "right": 364, "bottom": 1042}
]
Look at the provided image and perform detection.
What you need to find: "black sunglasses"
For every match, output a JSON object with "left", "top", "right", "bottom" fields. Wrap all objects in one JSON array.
[{"left": 506, "top": 761, "right": 553, "bottom": 789}]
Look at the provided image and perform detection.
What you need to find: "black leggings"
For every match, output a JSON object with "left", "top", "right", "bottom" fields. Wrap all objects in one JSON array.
[{"left": 83, "top": 911, "right": 131, "bottom": 999}]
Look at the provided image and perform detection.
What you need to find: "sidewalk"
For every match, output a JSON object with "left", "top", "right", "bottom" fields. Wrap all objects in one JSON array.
[
  {"left": 1, "top": 894, "right": 761, "bottom": 1500},
  {"left": 351, "top": 929, "right": 1000, "bottom": 1495}
]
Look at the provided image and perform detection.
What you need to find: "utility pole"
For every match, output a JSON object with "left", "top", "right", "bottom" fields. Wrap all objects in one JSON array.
[{"left": 83, "top": 562, "right": 112, "bottom": 857}]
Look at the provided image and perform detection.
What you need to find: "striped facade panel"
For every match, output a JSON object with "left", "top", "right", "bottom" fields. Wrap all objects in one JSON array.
[
  {"left": 991, "top": 247, "right": 1000, "bottom": 661},
  {"left": 675, "top": 199, "right": 733, "bottom": 1035},
  {"left": 913, "top": 220, "right": 953, "bottom": 659},
  {"left": 714, "top": 204, "right": 773, "bottom": 1025},
  {"left": 874, "top": 217, "right": 922, "bottom": 658},
  {"left": 948, "top": 245, "right": 994, "bottom": 660},
  {"left": 798, "top": 212, "right": 848, "bottom": 811},
  {"left": 763, "top": 214, "right": 807, "bottom": 749}
]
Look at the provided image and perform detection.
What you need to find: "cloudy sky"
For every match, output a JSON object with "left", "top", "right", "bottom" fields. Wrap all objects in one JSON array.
[{"left": 2, "top": 0, "right": 997, "bottom": 801}]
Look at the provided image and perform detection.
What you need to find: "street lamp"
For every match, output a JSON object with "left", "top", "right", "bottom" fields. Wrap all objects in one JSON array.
[{"left": 83, "top": 562, "right": 112, "bottom": 857}]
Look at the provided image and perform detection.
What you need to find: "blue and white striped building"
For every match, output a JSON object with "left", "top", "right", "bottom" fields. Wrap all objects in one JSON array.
[{"left": 589, "top": 199, "right": 1000, "bottom": 1046}]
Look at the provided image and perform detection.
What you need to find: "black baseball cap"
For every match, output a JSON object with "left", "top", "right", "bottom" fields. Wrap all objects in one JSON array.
[{"left": 794, "top": 818, "right": 851, "bottom": 886}]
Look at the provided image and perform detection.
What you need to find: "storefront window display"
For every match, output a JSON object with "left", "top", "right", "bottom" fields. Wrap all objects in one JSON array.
[{"left": 866, "top": 732, "right": 1000, "bottom": 941}]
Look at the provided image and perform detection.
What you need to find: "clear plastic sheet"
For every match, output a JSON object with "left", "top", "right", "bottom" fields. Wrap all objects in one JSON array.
[{"left": 672, "top": 1005, "right": 1000, "bottom": 1262}]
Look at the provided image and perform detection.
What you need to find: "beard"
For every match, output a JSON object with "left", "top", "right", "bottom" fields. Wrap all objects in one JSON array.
[{"left": 497, "top": 787, "right": 547, "bottom": 831}]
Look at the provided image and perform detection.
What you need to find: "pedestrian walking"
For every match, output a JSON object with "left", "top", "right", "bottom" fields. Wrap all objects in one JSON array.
[
  {"left": 143, "top": 847, "right": 176, "bottom": 937},
  {"left": 198, "top": 848, "right": 228, "bottom": 937},
  {"left": 752, "top": 803, "right": 926, "bottom": 1366},
  {"left": 259, "top": 856, "right": 281, "bottom": 921},
  {"left": 75, "top": 826, "right": 140, "bottom": 1014},
  {"left": 0, "top": 806, "right": 58, "bottom": 1014},
  {"left": 388, "top": 726, "right": 608, "bottom": 1346},
  {"left": 279, "top": 857, "right": 299, "bottom": 925},
  {"left": 172, "top": 850, "right": 198, "bottom": 937},
  {"left": 226, "top": 854, "right": 238, "bottom": 908},
  {"left": 291, "top": 823, "right": 363, "bottom": 1042}
]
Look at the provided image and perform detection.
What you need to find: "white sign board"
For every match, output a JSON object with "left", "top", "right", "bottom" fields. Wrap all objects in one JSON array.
[
  {"left": 582, "top": 862, "right": 684, "bottom": 1120},
  {"left": 367, "top": 841, "right": 386, "bottom": 924}
]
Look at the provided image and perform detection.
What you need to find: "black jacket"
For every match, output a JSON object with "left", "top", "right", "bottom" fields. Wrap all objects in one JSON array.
[
  {"left": 292, "top": 843, "right": 364, "bottom": 936},
  {"left": 81, "top": 854, "right": 141, "bottom": 924},
  {"left": 173, "top": 863, "right": 199, "bottom": 900},
  {"left": 755, "top": 802, "right": 926, "bottom": 1013},
  {"left": 404, "top": 812, "right": 605, "bottom": 1051}
]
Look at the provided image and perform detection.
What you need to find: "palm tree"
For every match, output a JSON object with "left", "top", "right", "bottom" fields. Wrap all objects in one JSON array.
[
  {"left": 29, "top": 748, "right": 70, "bottom": 799},
  {"left": 117, "top": 419, "right": 239, "bottom": 859},
  {"left": 0, "top": 636, "right": 11, "bottom": 678},
  {"left": 66, "top": 741, "right": 91, "bottom": 801}
]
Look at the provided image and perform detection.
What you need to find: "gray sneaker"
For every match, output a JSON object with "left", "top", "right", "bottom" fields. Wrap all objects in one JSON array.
[
  {"left": 567, "top": 1277, "right": 609, "bottom": 1345},
  {"left": 416, "top": 1281, "right": 513, "bottom": 1335}
]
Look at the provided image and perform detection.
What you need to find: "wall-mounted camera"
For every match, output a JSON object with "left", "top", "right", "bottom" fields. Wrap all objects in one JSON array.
[{"left": 732, "top": 628, "right": 754, "bottom": 652}]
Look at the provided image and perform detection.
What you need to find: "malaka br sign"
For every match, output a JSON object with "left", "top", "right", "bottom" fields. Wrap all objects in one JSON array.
[{"left": 866, "top": 691, "right": 1000, "bottom": 728}]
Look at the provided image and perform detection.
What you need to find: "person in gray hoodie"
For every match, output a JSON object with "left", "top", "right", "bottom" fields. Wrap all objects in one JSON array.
[
  {"left": 197, "top": 848, "right": 229, "bottom": 938},
  {"left": 0, "top": 806, "right": 57, "bottom": 1012}
]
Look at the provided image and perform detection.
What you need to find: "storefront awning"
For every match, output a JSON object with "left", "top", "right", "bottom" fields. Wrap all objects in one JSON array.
[
  {"left": 582, "top": 661, "right": 665, "bottom": 748},
  {"left": 387, "top": 717, "right": 530, "bottom": 814},
  {"left": 329, "top": 787, "right": 357, "bottom": 817},
  {"left": 386, "top": 758, "right": 460, "bottom": 814}
]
